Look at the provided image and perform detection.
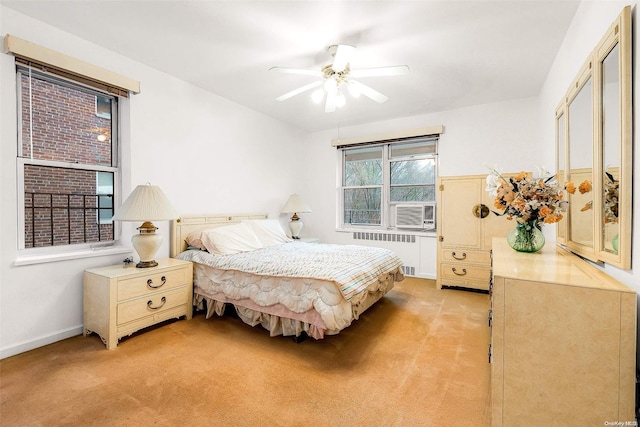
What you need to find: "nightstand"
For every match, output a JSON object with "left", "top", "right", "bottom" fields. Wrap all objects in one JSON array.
[{"left": 83, "top": 258, "right": 193, "bottom": 349}]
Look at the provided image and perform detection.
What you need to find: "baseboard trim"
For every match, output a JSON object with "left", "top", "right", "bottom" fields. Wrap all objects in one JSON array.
[
  {"left": 0, "top": 326, "right": 83, "bottom": 360},
  {"left": 413, "top": 273, "right": 436, "bottom": 280}
]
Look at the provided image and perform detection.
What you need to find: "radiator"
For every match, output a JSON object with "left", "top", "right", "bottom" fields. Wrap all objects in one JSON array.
[
  {"left": 352, "top": 232, "right": 417, "bottom": 243},
  {"left": 401, "top": 265, "right": 416, "bottom": 276},
  {"left": 352, "top": 232, "right": 417, "bottom": 276}
]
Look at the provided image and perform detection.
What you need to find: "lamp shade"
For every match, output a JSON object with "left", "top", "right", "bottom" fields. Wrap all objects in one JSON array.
[
  {"left": 112, "top": 184, "right": 179, "bottom": 222},
  {"left": 281, "top": 193, "right": 312, "bottom": 214}
]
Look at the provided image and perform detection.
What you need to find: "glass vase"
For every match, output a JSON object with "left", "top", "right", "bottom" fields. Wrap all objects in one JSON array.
[{"left": 507, "top": 220, "right": 545, "bottom": 253}]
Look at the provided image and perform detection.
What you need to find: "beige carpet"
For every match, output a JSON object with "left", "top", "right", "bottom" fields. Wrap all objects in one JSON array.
[{"left": 0, "top": 278, "right": 491, "bottom": 427}]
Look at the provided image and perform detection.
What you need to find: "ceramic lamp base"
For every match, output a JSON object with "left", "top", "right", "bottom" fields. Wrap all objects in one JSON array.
[
  {"left": 132, "top": 221, "right": 162, "bottom": 268},
  {"left": 288, "top": 219, "right": 303, "bottom": 239}
]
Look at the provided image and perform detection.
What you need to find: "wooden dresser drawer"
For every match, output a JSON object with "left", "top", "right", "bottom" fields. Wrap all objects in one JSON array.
[
  {"left": 441, "top": 263, "right": 490, "bottom": 281},
  {"left": 441, "top": 249, "right": 490, "bottom": 265},
  {"left": 440, "top": 262, "right": 491, "bottom": 290},
  {"left": 117, "top": 286, "right": 190, "bottom": 325},
  {"left": 117, "top": 267, "right": 190, "bottom": 301}
]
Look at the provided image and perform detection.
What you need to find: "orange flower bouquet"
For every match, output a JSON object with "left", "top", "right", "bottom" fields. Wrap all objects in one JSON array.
[
  {"left": 486, "top": 166, "right": 568, "bottom": 225},
  {"left": 486, "top": 166, "right": 567, "bottom": 252}
]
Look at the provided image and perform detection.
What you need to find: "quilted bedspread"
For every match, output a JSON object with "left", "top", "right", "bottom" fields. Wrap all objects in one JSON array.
[{"left": 178, "top": 241, "right": 403, "bottom": 301}]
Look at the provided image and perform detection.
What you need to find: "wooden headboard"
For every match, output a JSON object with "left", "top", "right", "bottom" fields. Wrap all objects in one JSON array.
[{"left": 170, "top": 213, "right": 268, "bottom": 257}]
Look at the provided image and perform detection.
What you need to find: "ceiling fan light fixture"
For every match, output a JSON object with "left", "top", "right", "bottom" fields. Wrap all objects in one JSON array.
[
  {"left": 311, "top": 88, "right": 325, "bottom": 104},
  {"left": 271, "top": 44, "right": 408, "bottom": 112},
  {"left": 324, "top": 77, "right": 337, "bottom": 92}
]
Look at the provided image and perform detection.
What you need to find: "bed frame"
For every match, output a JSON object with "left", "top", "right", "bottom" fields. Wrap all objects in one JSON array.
[{"left": 170, "top": 213, "right": 268, "bottom": 257}]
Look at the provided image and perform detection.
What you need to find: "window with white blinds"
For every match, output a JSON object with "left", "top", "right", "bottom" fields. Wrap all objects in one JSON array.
[{"left": 336, "top": 128, "right": 442, "bottom": 230}]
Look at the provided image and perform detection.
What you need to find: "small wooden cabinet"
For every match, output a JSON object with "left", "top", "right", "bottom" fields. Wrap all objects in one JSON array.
[
  {"left": 83, "top": 258, "right": 193, "bottom": 349},
  {"left": 490, "top": 239, "right": 636, "bottom": 426},
  {"left": 436, "top": 174, "right": 513, "bottom": 290}
]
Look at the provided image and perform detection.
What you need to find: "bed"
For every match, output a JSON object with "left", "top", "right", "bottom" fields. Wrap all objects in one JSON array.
[{"left": 170, "top": 214, "right": 404, "bottom": 340}]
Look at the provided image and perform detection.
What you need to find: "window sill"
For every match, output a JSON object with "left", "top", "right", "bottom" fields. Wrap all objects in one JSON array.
[{"left": 14, "top": 245, "right": 132, "bottom": 266}]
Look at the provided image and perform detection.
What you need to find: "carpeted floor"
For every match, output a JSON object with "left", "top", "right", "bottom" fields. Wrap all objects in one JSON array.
[{"left": 0, "top": 278, "right": 491, "bottom": 427}]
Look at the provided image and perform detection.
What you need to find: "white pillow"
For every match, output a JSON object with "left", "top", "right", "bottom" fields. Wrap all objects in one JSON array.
[
  {"left": 185, "top": 230, "right": 205, "bottom": 250},
  {"left": 244, "top": 219, "right": 292, "bottom": 247},
  {"left": 200, "top": 222, "right": 264, "bottom": 255}
]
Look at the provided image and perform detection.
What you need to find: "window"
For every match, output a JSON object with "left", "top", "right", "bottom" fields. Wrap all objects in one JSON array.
[
  {"left": 17, "top": 65, "right": 119, "bottom": 250},
  {"left": 339, "top": 135, "right": 438, "bottom": 229}
]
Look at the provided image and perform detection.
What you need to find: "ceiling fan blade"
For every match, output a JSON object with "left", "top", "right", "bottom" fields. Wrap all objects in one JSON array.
[
  {"left": 276, "top": 81, "right": 323, "bottom": 101},
  {"left": 351, "top": 65, "right": 410, "bottom": 78},
  {"left": 350, "top": 80, "right": 388, "bottom": 103},
  {"left": 331, "top": 44, "right": 356, "bottom": 73},
  {"left": 269, "top": 67, "right": 323, "bottom": 78},
  {"left": 325, "top": 91, "right": 337, "bottom": 113}
]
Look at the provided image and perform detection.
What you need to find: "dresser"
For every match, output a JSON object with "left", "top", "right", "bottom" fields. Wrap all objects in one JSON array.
[
  {"left": 436, "top": 174, "right": 513, "bottom": 290},
  {"left": 490, "top": 239, "right": 636, "bottom": 426},
  {"left": 83, "top": 258, "right": 193, "bottom": 349}
]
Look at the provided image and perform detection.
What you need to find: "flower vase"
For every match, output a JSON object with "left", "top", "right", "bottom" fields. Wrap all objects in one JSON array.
[
  {"left": 612, "top": 234, "right": 619, "bottom": 253},
  {"left": 507, "top": 220, "right": 545, "bottom": 253}
]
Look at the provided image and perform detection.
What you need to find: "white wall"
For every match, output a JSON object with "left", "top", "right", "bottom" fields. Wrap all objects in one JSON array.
[
  {"left": 301, "top": 97, "right": 543, "bottom": 278},
  {"left": 539, "top": 0, "right": 640, "bottom": 293},
  {"left": 0, "top": 7, "right": 306, "bottom": 358}
]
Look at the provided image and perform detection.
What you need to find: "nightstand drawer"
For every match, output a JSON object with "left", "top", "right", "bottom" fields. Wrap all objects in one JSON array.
[
  {"left": 117, "top": 286, "right": 190, "bottom": 325},
  {"left": 117, "top": 268, "right": 190, "bottom": 301},
  {"left": 117, "top": 305, "right": 189, "bottom": 338}
]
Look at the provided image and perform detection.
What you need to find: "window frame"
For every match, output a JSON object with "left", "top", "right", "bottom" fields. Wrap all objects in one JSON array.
[
  {"left": 338, "top": 135, "right": 438, "bottom": 231},
  {"left": 15, "top": 65, "right": 122, "bottom": 257}
]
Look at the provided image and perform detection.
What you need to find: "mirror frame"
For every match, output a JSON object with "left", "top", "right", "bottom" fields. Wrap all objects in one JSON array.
[
  {"left": 556, "top": 6, "right": 632, "bottom": 269},
  {"left": 555, "top": 102, "right": 567, "bottom": 245}
]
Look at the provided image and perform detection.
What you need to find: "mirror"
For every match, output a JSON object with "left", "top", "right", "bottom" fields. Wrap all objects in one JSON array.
[
  {"left": 556, "top": 6, "right": 631, "bottom": 269},
  {"left": 601, "top": 43, "right": 620, "bottom": 255},
  {"left": 567, "top": 66, "right": 594, "bottom": 252}
]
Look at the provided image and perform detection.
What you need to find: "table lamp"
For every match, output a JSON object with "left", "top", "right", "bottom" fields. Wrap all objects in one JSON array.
[
  {"left": 112, "top": 183, "right": 179, "bottom": 268},
  {"left": 281, "top": 193, "right": 311, "bottom": 239}
]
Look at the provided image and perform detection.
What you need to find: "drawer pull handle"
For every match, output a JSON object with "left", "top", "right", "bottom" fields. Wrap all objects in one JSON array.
[
  {"left": 147, "top": 276, "right": 167, "bottom": 289},
  {"left": 452, "top": 267, "right": 467, "bottom": 276},
  {"left": 147, "top": 296, "right": 167, "bottom": 310},
  {"left": 451, "top": 251, "right": 467, "bottom": 260}
]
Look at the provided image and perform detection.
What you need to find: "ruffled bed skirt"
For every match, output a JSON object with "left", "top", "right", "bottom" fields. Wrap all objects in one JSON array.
[
  {"left": 196, "top": 295, "right": 328, "bottom": 339},
  {"left": 194, "top": 269, "right": 399, "bottom": 340}
]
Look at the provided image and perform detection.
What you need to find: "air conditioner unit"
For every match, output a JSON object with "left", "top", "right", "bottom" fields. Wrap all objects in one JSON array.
[{"left": 395, "top": 204, "right": 436, "bottom": 230}]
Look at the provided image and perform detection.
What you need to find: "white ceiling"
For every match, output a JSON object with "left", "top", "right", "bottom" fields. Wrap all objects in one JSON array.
[{"left": 2, "top": 0, "right": 580, "bottom": 133}]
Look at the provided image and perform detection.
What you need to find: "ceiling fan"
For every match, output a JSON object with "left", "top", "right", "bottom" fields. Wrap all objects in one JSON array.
[{"left": 270, "top": 44, "right": 409, "bottom": 113}]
